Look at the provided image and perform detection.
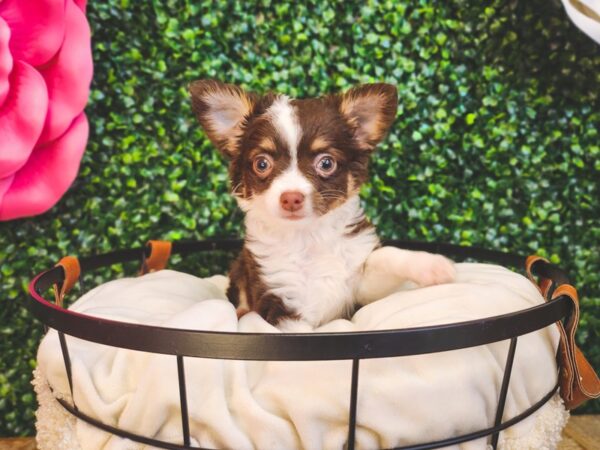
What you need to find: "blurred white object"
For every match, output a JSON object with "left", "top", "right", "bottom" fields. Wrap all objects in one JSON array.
[{"left": 562, "top": 0, "right": 600, "bottom": 44}]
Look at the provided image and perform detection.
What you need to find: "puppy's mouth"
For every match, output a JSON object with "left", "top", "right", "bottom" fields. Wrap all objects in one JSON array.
[{"left": 281, "top": 211, "right": 306, "bottom": 221}]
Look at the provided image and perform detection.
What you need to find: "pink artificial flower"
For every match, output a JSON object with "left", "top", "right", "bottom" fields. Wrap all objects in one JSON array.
[{"left": 0, "top": 0, "right": 92, "bottom": 220}]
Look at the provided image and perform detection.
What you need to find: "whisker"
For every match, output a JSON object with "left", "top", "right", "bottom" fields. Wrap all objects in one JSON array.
[
  {"left": 230, "top": 182, "right": 243, "bottom": 195},
  {"left": 318, "top": 195, "right": 345, "bottom": 201},
  {"left": 319, "top": 195, "right": 344, "bottom": 199},
  {"left": 319, "top": 189, "right": 346, "bottom": 195}
]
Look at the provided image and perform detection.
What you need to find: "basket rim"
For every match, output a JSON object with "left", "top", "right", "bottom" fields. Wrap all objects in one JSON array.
[{"left": 27, "top": 238, "right": 572, "bottom": 361}]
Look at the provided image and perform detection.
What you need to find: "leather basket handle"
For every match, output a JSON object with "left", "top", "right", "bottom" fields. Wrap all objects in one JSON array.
[
  {"left": 526, "top": 255, "right": 600, "bottom": 409},
  {"left": 53, "top": 256, "right": 81, "bottom": 307},
  {"left": 525, "top": 255, "right": 553, "bottom": 299},
  {"left": 550, "top": 284, "right": 600, "bottom": 409},
  {"left": 139, "top": 240, "right": 172, "bottom": 275}
]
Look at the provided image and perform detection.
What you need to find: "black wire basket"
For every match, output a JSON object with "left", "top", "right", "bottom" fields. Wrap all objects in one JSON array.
[{"left": 27, "top": 239, "right": 573, "bottom": 450}]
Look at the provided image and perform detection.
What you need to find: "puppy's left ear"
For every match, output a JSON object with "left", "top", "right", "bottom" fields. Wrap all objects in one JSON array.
[
  {"left": 339, "top": 83, "right": 398, "bottom": 151},
  {"left": 189, "top": 79, "right": 256, "bottom": 158}
]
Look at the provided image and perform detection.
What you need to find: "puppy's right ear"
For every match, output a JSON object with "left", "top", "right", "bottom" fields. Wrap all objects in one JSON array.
[{"left": 189, "top": 79, "right": 256, "bottom": 158}]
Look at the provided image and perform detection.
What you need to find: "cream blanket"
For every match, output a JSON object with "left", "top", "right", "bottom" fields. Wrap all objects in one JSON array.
[{"left": 34, "top": 263, "right": 568, "bottom": 450}]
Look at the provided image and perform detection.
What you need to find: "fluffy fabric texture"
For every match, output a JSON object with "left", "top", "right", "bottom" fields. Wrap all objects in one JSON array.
[
  {"left": 35, "top": 264, "right": 569, "bottom": 449},
  {"left": 33, "top": 367, "right": 81, "bottom": 450}
]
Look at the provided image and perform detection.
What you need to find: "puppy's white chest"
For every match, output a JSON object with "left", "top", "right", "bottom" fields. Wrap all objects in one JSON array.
[{"left": 249, "top": 229, "right": 378, "bottom": 326}]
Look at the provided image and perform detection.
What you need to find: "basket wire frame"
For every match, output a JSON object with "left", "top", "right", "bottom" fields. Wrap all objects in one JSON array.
[{"left": 28, "top": 239, "right": 572, "bottom": 450}]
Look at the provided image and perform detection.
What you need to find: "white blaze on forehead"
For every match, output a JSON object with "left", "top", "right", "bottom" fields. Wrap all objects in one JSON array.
[
  {"left": 254, "top": 96, "right": 314, "bottom": 220},
  {"left": 267, "top": 96, "right": 301, "bottom": 165}
]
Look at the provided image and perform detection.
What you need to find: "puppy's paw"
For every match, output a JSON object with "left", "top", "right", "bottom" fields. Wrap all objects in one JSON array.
[{"left": 409, "top": 253, "right": 456, "bottom": 287}]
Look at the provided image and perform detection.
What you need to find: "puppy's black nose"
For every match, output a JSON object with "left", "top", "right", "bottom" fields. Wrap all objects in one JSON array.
[{"left": 280, "top": 191, "right": 305, "bottom": 212}]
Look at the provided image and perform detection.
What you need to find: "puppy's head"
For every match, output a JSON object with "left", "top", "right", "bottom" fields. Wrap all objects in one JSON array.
[{"left": 189, "top": 80, "right": 397, "bottom": 225}]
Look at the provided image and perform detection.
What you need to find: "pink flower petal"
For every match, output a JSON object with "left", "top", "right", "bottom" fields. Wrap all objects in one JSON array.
[
  {"left": 73, "top": 0, "right": 87, "bottom": 13},
  {"left": 0, "top": 174, "right": 14, "bottom": 205},
  {"left": 0, "top": 0, "right": 67, "bottom": 67},
  {"left": 0, "top": 17, "right": 13, "bottom": 107},
  {"left": 0, "top": 61, "right": 48, "bottom": 178},
  {"left": 0, "top": 113, "right": 88, "bottom": 220},
  {"left": 38, "top": 0, "right": 92, "bottom": 144}
]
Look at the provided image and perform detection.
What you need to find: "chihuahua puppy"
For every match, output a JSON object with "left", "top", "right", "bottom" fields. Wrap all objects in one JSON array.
[{"left": 189, "top": 80, "right": 455, "bottom": 329}]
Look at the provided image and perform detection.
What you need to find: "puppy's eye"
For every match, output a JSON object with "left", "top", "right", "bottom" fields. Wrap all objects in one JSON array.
[
  {"left": 314, "top": 154, "right": 337, "bottom": 177},
  {"left": 252, "top": 154, "right": 273, "bottom": 178}
]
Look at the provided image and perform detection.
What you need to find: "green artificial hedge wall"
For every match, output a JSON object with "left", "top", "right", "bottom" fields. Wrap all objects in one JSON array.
[{"left": 1, "top": 0, "right": 599, "bottom": 436}]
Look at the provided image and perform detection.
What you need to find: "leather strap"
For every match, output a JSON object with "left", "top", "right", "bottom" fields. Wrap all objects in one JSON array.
[
  {"left": 526, "top": 255, "right": 600, "bottom": 409},
  {"left": 525, "top": 255, "right": 552, "bottom": 298},
  {"left": 53, "top": 256, "right": 81, "bottom": 307},
  {"left": 550, "top": 284, "right": 600, "bottom": 409},
  {"left": 139, "top": 240, "right": 172, "bottom": 275}
]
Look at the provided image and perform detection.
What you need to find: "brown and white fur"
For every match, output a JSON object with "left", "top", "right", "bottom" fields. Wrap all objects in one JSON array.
[{"left": 189, "top": 80, "right": 456, "bottom": 330}]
